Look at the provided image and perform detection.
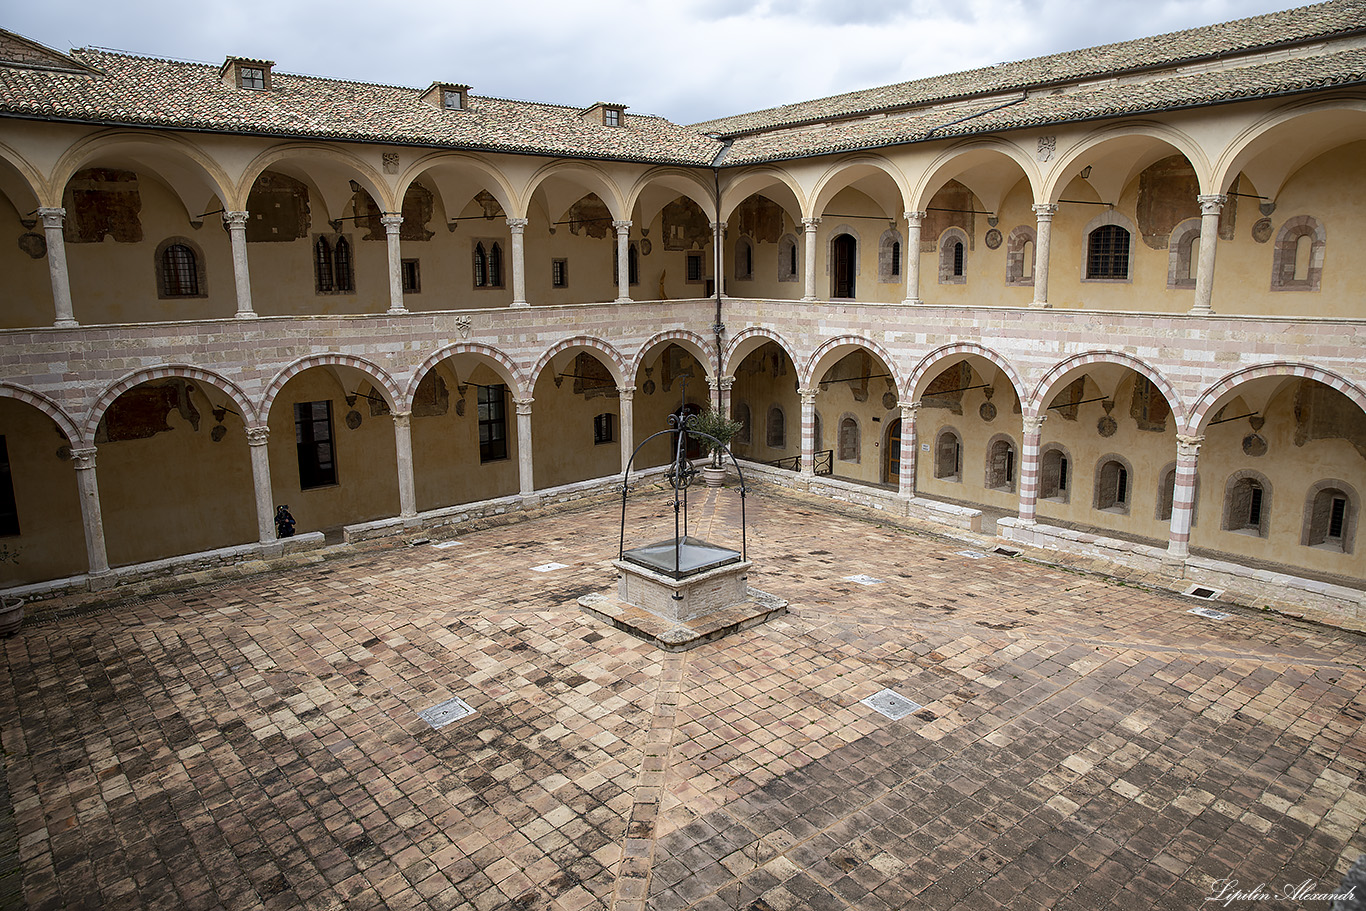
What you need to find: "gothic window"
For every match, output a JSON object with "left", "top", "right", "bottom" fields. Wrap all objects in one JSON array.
[
  {"left": 985, "top": 436, "right": 1017, "bottom": 492},
  {"left": 315, "top": 236, "right": 334, "bottom": 292},
  {"left": 489, "top": 242, "right": 503, "bottom": 287},
  {"left": 937, "top": 228, "right": 968, "bottom": 285},
  {"left": 478, "top": 384, "right": 508, "bottom": 462},
  {"left": 295, "top": 401, "right": 337, "bottom": 489},
  {"left": 1303, "top": 481, "right": 1355, "bottom": 552},
  {"left": 474, "top": 241, "right": 504, "bottom": 288},
  {"left": 934, "top": 428, "right": 961, "bottom": 481},
  {"left": 1222, "top": 471, "right": 1270, "bottom": 537},
  {"left": 474, "top": 243, "right": 487, "bottom": 287},
  {"left": 629, "top": 242, "right": 639, "bottom": 285},
  {"left": 838, "top": 417, "right": 860, "bottom": 463},
  {"left": 767, "top": 406, "right": 785, "bottom": 449},
  {"left": 1095, "top": 457, "right": 1132, "bottom": 513},
  {"left": 1040, "top": 446, "right": 1069, "bottom": 502},
  {"left": 334, "top": 236, "right": 354, "bottom": 292},
  {"left": 155, "top": 238, "right": 206, "bottom": 298}
]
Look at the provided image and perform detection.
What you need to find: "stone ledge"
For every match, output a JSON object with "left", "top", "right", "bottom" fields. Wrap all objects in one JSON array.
[{"left": 578, "top": 589, "right": 788, "bottom": 651}]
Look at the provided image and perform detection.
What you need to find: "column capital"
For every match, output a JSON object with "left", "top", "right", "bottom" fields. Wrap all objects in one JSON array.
[
  {"left": 1197, "top": 194, "right": 1227, "bottom": 214},
  {"left": 1176, "top": 433, "right": 1205, "bottom": 455},
  {"left": 1032, "top": 203, "right": 1059, "bottom": 219},
  {"left": 709, "top": 221, "right": 726, "bottom": 234},
  {"left": 513, "top": 397, "right": 534, "bottom": 416},
  {"left": 801, "top": 217, "right": 821, "bottom": 231},
  {"left": 1022, "top": 414, "right": 1048, "bottom": 435},
  {"left": 38, "top": 206, "right": 66, "bottom": 228},
  {"left": 392, "top": 410, "right": 412, "bottom": 428},
  {"left": 246, "top": 426, "right": 270, "bottom": 446},
  {"left": 707, "top": 376, "right": 734, "bottom": 392},
  {"left": 612, "top": 219, "right": 632, "bottom": 233},
  {"left": 617, "top": 384, "right": 636, "bottom": 400},
  {"left": 505, "top": 217, "right": 529, "bottom": 232},
  {"left": 380, "top": 214, "right": 403, "bottom": 229},
  {"left": 223, "top": 210, "right": 250, "bottom": 229},
  {"left": 798, "top": 386, "right": 820, "bottom": 403},
  {"left": 69, "top": 446, "right": 98, "bottom": 469},
  {"left": 904, "top": 210, "right": 926, "bottom": 225},
  {"left": 899, "top": 402, "right": 921, "bottom": 420}
]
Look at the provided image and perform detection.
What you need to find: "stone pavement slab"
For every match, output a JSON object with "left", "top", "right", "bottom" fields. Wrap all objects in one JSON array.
[{"left": 1, "top": 487, "right": 1364, "bottom": 910}]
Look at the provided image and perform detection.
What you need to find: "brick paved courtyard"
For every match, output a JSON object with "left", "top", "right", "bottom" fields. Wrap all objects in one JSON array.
[{"left": 2, "top": 487, "right": 1364, "bottom": 910}]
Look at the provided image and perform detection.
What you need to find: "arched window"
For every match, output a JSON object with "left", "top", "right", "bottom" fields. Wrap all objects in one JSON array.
[
  {"left": 474, "top": 242, "right": 487, "bottom": 287},
  {"left": 892, "top": 242, "right": 901, "bottom": 277},
  {"left": 985, "top": 436, "right": 1016, "bottom": 492},
  {"left": 813, "top": 412, "right": 823, "bottom": 452},
  {"left": 629, "top": 242, "right": 639, "bottom": 285},
  {"left": 934, "top": 428, "right": 961, "bottom": 481},
  {"left": 878, "top": 229, "right": 903, "bottom": 283},
  {"left": 1166, "top": 218, "right": 1201, "bottom": 290},
  {"left": 155, "top": 237, "right": 206, "bottom": 299},
  {"left": 1040, "top": 446, "right": 1069, "bottom": 502},
  {"left": 778, "top": 234, "right": 799, "bottom": 282},
  {"left": 1156, "top": 464, "right": 1198, "bottom": 524},
  {"left": 937, "top": 228, "right": 968, "bottom": 285},
  {"left": 315, "top": 236, "right": 335, "bottom": 292},
  {"left": 1302, "top": 481, "right": 1355, "bottom": 552},
  {"left": 735, "top": 238, "right": 754, "bottom": 281},
  {"left": 1005, "top": 225, "right": 1036, "bottom": 286},
  {"left": 334, "top": 236, "right": 354, "bottom": 292},
  {"left": 1087, "top": 224, "right": 1131, "bottom": 280},
  {"left": 838, "top": 416, "right": 860, "bottom": 462},
  {"left": 1272, "top": 216, "right": 1325, "bottom": 291},
  {"left": 734, "top": 403, "right": 751, "bottom": 445},
  {"left": 1095, "top": 457, "right": 1132, "bottom": 513},
  {"left": 489, "top": 242, "right": 503, "bottom": 287},
  {"left": 767, "top": 405, "right": 785, "bottom": 449},
  {"left": 1222, "top": 472, "right": 1270, "bottom": 537}
]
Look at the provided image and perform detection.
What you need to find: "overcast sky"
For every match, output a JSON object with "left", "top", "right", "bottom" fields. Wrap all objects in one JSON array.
[{"left": 8, "top": 0, "right": 1309, "bottom": 124}]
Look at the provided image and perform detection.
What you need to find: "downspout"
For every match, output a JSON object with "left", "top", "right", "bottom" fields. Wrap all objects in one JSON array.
[
  {"left": 710, "top": 138, "right": 734, "bottom": 413},
  {"left": 920, "top": 92, "right": 1026, "bottom": 139}
]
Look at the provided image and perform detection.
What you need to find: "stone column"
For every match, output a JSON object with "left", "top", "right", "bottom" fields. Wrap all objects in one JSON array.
[
  {"left": 1031, "top": 204, "right": 1057, "bottom": 308},
  {"left": 39, "top": 207, "right": 77, "bottom": 327},
  {"left": 246, "top": 427, "right": 277, "bottom": 545},
  {"left": 618, "top": 385, "right": 636, "bottom": 474},
  {"left": 708, "top": 376, "right": 734, "bottom": 417},
  {"left": 223, "top": 211, "right": 257, "bottom": 318},
  {"left": 613, "top": 220, "right": 632, "bottom": 302},
  {"left": 393, "top": 412, "right": 417, "bottom": 521},
  {"left": 898, "top": 403, "right": 920, "bottom": 498},
  {"left": 710, "top": 221, "right": 726, "bottom": 298},
  {"left": 799, "top": 386, "right": 819, "bottom": 477},
  {"left": 1167, "top": 434, "right": 1204, "bottom": 558},
  {"left": 514, "top": 398, "right": 535, "bottom": 497},
  {"left": 69, "top": 447, "right": 110, "bottom": 576},
  {"left": 382, "top": 214, "right": 406, "bottom": 314},
  {"left": 903, "top": 211, "right": 925, "bottom": 305},
  {"left": 1191, "top": 195, "right": 1226, "bottom": 316},
  {"left": 1016, "top": 414, "right": 1047, "bottom": 525},
  {"left": 506, "top": 217, "right": 529, "bottom": 308},
  {"left": 801, "top": 218, "right": 821, "bottom": 302}
]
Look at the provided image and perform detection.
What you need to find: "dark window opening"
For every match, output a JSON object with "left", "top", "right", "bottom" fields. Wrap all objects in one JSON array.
[
  {"left": 334, "top": 237, "right": 353, "bottom": 291},
  {"left": 891, "top": 241, "right": 901, "bottom": 277},
  {"left": 952, "top": 241, "right": 964, "bottom": 277},
  {"left": 629, "top": 243, "right": 639, "bottom": 285},
  {"left": 295, "top": 401, "right": 337, "bottom": 489},
  {"left": 474, "top": 243, "right": 487, "bottom": 287},
  {"left": 478, "top": 384, "right": 508, "bottom": 462},
  {"left": 401, "top": 259, "right": 420, "bottom": 293},
  {"left": 162, "top": 244, "right": 199, "bottom": 296},
  {"left": 240, "top": 67, "right": 265, "bottom": 90},
  {"left": 594, "top": 413, "right": 614, "bottom": 445},
  {"left": 789, "top": 242, "right": 798, "bottom": 275},
  {"left": 0, "top": 437, "right": 19, "bottom": 536},
  {"left": 1087, "top": 224, "right": 1131, "bottom": 279},
  {"left": 1248, "top": 483, "right": 1263, "bottom": 526},
  {"left": 315, "top": 237, "right": 334, "bottom": 292},
  {"left": 489, "top": 243, "right": 503, "bottom": 287},
  {"left": 552, "top": 259, "right": 568, "bottom": 288},
  {"left": 686, "top": 252, "right": 703, "bottom": 283},
  {"left": 1329, "top": 496, "right": 1348, "bottom": 539}
]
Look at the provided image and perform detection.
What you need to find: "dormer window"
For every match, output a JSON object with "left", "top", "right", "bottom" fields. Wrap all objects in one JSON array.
[
  {"left": 604, "top": 107, "right": 621, "bottom": 127},
  {"left": 423, "top": 82, "right": 471, "bottom": 112},
  {"left": 220, "top": 57, "right": 274, "bottom": 91},
  {"left": 581, "top": 103, "right": 628, "bottom": 127}
]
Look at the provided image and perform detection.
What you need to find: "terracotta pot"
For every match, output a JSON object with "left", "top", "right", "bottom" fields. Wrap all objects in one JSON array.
[{"left": 0, "top": 596, "right": 23, "bottom": 637}]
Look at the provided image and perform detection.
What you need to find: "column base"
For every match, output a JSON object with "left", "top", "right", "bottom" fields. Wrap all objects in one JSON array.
[
  {"left": 901, "top": 299, "right": 922, "bottom": 306},
  {"left": 510, "top": 300, "right": 530, "bottom": 308},
  {"left": 1188, "top": 305, "right": 1214, "bottom": 316},
  {"left": 54, "top": 318, "right": 79, "bottom": 328},
  {"left": 801, "top": 296, "right": 818, "bottom": 303},
  {"left": 386, "top": 307, "right": 409, "bottom": 315},
  {"left": 1028, "top": 301, "right": 1052, "bottom": 309},
  {"left": 87, "top": 571, "right": 116, "bottom": 591},
  {"left": 1015, "top": 517, "right": 1037, "bottom": 526},
  {"left": 614, "top": 297, "right": 632, "bottom": 304},
  {"left": 235, "top": 310, "right": 259, "bottom": 319}
]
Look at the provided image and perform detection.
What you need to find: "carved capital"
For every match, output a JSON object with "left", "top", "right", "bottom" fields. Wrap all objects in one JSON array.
[
  {"left": 392, "top": 411, "right": 412, "bottom": 428},
  {"left": 1022, "top": 414, "right": 1048, "bottom": 435},
  {"left": 899, "top": 402, "right": 921, "bottom": 421},
  {"left": 798, "top": 386, "right": 820, "bottom": 404},
  {"left": 223, "top": 210, "right": 250, "bottom": 229},
  {"left": 69, "top": 446, "right": 97, "bottom": 469},
  {"left": 801, "top": 217, "right": 821, "bottom": 232},
  {"left": 513, "top": 397, "right": 534, "bottom": 416},
  {"left": 245, "top": 426, "right": 270, "bottom": 446},
  {"left": 1197, "top": 194, "right": 1227, "bottom": 216},
  {"left": 380, "top": 214, "right": 404, "bottom": 230},
  {"left": 1176, "top": 433, "right": 1205, "bottom": 457},
  {"left": 707, "top": 376, "right": 735, "bottom": 392},
  {"left": 1032, "top": 203, "right": 1059, "bottom": 220},
  {"left": 612, "top": 220, "right": 632, "bottom": 234},
  {"left": 617, "top": 384, "right": 636, "bottom": 400},
  {"left": 904, "top": 210, "right": 926, "bottom": 226},
  {"left": 38, "top": 206, "right": 66, "bottom": 230},
  {"left": 505, "top": 217, "right": 529, "bottom": 232}
]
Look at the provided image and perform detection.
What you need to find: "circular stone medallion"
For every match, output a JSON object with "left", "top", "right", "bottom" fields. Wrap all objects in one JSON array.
[
  {"left": 979, "top": 402, "right": 997, "bottom": 422},
  {"left": 1251, "top": 218, "right": 1273, "bottom": 244},
  {"left": 1242, "top": 433, "right": 1268, "bottom": 456},
  {"left": 883, "top": 392, "right": 898, "bottom": 410},
  {"left": 1097, "top": 415, "right": 1117, "bottom": 437},
  {"left": 345, "top": 409, "right": 363, "bottom": 430},
  {"left": 984, "top": 228, "right": 1003, "bottom": 250}
]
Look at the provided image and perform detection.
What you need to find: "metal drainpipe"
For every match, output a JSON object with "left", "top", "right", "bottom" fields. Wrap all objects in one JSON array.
[{"left": 711, "top": 157, "right": 729, "bottom": 413}]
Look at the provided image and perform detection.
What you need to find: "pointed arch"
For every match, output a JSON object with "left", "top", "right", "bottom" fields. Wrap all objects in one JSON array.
[
  {"left": 1188, "top": 363, "right": 1366, "bottom": 435},
  {"left": 908, "top": 343, "right": 1025, "bottom": 409},
  {"left": 261, "top": 354, "right": 402, "bottom": 421},
  {"left": 1030, "top": 352, "right": 1184, "bottom": 423},
  {"left": 722, "top": 327, "right": 800, "bottom": 378},
  {"left": 406, "top": 343, "right": 526, "bottom": 402},
  {"left": 529, "top": 336, "right": 629, "bottom": 390},
  {"left": 631, "top": 330, "right": 717, "bottom": 381},
  {"left": 802, "top": 335, "right": 906, "bottom": 395}
]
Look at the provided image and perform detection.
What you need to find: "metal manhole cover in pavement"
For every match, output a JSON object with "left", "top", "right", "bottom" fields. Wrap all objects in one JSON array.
[
  {"left": 1188, "top": 606, "right": 1232, "bottom": 621},
  {"left": 532, "top": 562, "right": 570, "bottom": 572},
  {"left": 1183, "top": 584, "right": 1224, "bottom": 600},
  {"left": 861, "top": 688, "right": 923, "bottom": 720},
  {"left": 844, "top": 574, "right": 886, "bottom": 586},
  {"left": 418, "top": 697, "right": 475, "bottom": 729}
]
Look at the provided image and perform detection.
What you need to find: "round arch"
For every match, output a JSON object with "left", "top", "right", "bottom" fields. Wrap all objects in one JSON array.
[
  {"left": 397, "top": 151, "right": 522, "bottom": 220},
  {"left": 909, "top": 138, "right": 1039, "bottom": 214},
  {"left": 0, "top": 141, "right": 48, "bottom": 213},
  {"left": 529, "top": 336, "right": 630, "bottom": 391},
  {"left": 803, "top": 335, "right": 906, "bottom": 395},
  {"left": 908, "top": 342, "right": 1026, "bottom": 408},
  {"left": 49, "top": 129, "right": 235, "bottom": 218},
  {"left": 406, "top": 342, "right": 525, "bottom": 403},
  {"left": 0, "top": 383, "right": 82, "bottom": 446},
  {"left": 1188, "top": 362, "right": 1366, "bottom": 435},
  {"left": 1213, "top": 95, "right": 1366, "bottom": 200},
  {"left": 1041, "top": 121, "right": 1211, "bottom": 204},
  {"left": 1030, "top": 351, "right": 1185, "bottom": 422},
  {"left": 631, "top": 330, "right": 716, "bottom": 382},
  {"left": 525, "top": 160, "right": 629, "bottom": 222},
  {"left": 809, "top": 155, "right": 909, "bottom": 220},
  {"left": 719, "top": 168, "right": 807, "bottom": 222},
  {"left": 626, "top": 167, "right": 718, "bottom": 226},
  {"left": 261, "top": 354, "right": 403, "bottom": 421},
  {"left": 84, "top": 366, "right": 259, "bottom": 441},
  {"left": 238, "top": 143, "right": 392, "bottom": 213},
  {"left": 722, "top": 327, "right": 800, "bottom": 379}
]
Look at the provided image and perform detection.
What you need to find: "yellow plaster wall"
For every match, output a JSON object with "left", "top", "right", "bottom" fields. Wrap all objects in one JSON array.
[
  {"left": 0, "top": 194, "right": 57, "bottom": 329},
  {"left": 411, "top": 361, "right": 520, "bottom": 510},
  {"left": 531, "top": 358, "right": 622, "bottom": 489},
  {"left": 0, "top": 400, "right": 86, "bottom": 585}
]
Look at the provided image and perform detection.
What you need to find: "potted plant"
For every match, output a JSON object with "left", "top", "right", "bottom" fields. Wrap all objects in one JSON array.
[
  {"left": 690, "top": 405, "right": 744, "bottom": 487},
  {"left": 0, "top": 595, "right": 23, "bottom": 637}
]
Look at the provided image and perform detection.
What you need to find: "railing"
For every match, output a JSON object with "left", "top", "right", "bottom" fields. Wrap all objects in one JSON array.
[{"left": 759, "top": 449, "right": 834, "bottom": 476}]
